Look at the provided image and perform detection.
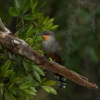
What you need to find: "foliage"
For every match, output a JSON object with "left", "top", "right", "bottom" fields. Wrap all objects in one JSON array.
[{"left": 0, "top": 0, "right": 59, "bottom": 99}]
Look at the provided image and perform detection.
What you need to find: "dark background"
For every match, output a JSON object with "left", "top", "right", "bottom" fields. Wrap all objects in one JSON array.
[{"left": 0, "top": 0, "right": 100, "bottom": 100}]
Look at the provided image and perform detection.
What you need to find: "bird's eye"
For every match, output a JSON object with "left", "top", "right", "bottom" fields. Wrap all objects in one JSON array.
[{"left": 47, "top": 33, "right": 50, "bottom": 35}]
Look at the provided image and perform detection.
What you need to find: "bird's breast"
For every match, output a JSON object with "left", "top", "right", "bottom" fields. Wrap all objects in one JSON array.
[{"left": 41, "top": 38, "right": 55, "bottom": 55}]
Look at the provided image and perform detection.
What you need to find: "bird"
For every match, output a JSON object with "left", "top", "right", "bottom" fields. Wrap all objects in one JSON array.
[{"left": 37, "top": 30, "right": 66, "bottom": 88}]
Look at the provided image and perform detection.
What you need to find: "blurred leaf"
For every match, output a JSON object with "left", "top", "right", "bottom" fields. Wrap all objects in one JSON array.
[
  {"left": 23, "top": 14, "right": 33, "bottom": 20},
  {"left": 46, "top": 23, "right": 53, "bottom": 30},
  {"left": 0, "top": 88, "right": 3, "bottom": 95},
  {"left": 22, "top": 0, "right": 30, "bottom": 14},
  {"left": 43, "top": 16, "right": 49, "bottom": 25},
  {"left": 41, "top": 85, "right": 57, "bottom": 94},
  {"left": 45, "top": 18, "right": 54, "bottom": 25},
  {"left": 36, "top": 1, "right": 46, "bottom": 12},
  {"left": 25, "top": 90, "right": 36, "bottom": 96},
  {"left": 14, "top": 77, "right": 20, "bottom": 82},
  {"left": 32, "top": 65, "right": 45, "bottom": 76},
  {"left": 9, "top": 7, "right": 19, "bottom": 17},
  {"left": 0, "top": 83, "right": 4, "bottom": 88},
  {"left": 31, "top": 0, "right": 38, "bottom": 12},
  {"left": 32, "top": 80, "right": 39, "bottom": 87},
  {"left": 50, "top": 25, "right": 59, "bottom": 31},
  {"left": 6, "top": 70, "right": 13, "bottom": 76},
  {"left": 14, "top": 0, "right": 21, "bottom": 12},
  {"left": 23, "top": 60, "right": 29, "bottom": 71},
  {"left": 41, "top": 77, "right": 47, "bottom": 83},
  {"left": 19, "top": 82, "right": 33, "bottom": 89},
  {"left": 5, "top": 93, "right": 10, "bottom": 100},
  {"left": 10, "top": 72, "right": 15, "bottom": 82},
  {"left": 9, "top": 88, "right": 16, "bottom": 94},
  {"left": 33, "top": 70, "right": 41, "bottom": 83},
  {"left": 29, "top": 87, "right": 37, "bottom": 92},
  {"left": 42, "top": 80, "right": 56, "bottom": 86}
]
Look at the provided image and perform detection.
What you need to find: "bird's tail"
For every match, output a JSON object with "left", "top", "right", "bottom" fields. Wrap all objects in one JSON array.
[{"left": 55, "top": 73, "right": 66, "bottom": 88}]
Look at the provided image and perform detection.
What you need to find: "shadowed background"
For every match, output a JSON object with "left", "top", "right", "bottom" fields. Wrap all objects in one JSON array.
[{"left": 0, "top": 0, "right": 100, "bottom": 100}]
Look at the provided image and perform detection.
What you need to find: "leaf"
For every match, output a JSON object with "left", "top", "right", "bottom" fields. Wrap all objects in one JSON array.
[
  {"left": 14, "top": 0, "right": 21, "bottom": 12},
  {"left": 29, "top": 87, "right": 37, "bottom": 92},
  {"left": 32, "top": 80, "right": 39, "bottom": 87},
  {"left": 9, "top": 7, "right": 19, "bottom": 17},
  {"left": 42, "top": 80, "right": 56, "bottom": 86},
  {"left": 19, "top": 82, "right": 33, "bottom": 89},
  {"left": 31, "top": 0, "right": 38, "bottom": 11},
  {"left": 5, "top": 93, "right": 10, "bottom": 100},
  {"left": 41, "top": 78, "right": 47, "bottom": 83},
  {"left": 46, "top": 23, "right": 53, "bottom": 30},
  {"left": 0, "top": 83, "right": 4, "bottom": 87},
  {"left": 33, "top": 70, "right": 41, "bottom": 83},
  {"left": 25, "top": 90, "right": 36, "bottom": 96},
  {"left": 9, "top": 88, "right": 16, "bottom": 94},
  {"left": 10, "top": 72, "right": 15, "bottom": 82},
  {"left": 1, "top": 60, "right": 11, "bottom": 74},
  {"left": 50, "top": 25, "right": 59, "bottom": 31},
  {"left": 45, "top": 18, "right": 54, "bottom": 25},
  {"left": 41, "top": 85, "right": 57, "bottom": 94},
  {"left": 43, "top": 16, "right": 49, "bottom": 25},
  {"left": 25, "top": 25, "right": 34, "bottom": 38},
  {"left": 6, "top": 70, "right": 13, "bottom": 76},
  {"left": 22, "top": 0, "right": 30, "bottom": 14},
  {"left": 14, "top": 77, "right": 20, "bottom": 82},
  {"left": 23, "top": 60, "right": 29, "bottom": 71},
  {"left": 23, "top": 14, "right": 34, "bottom": 20},
  {"left": 32, "top": 65, "right": 45, "bottom": 76},
  {"left": 36, "top": 1, "right": 46, "bottom": 12},
  {"left": 8, "top": 83, "right": 14, "bottom": 90}
]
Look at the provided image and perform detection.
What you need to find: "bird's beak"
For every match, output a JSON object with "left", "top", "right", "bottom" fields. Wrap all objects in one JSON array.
[{"left": 37, "top": 33, "right": 43, "bottom": 35}]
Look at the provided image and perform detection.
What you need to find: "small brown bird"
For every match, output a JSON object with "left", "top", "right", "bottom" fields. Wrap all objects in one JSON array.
[{"left": 37, "top": 30, "right": 66, "bottom": 88}]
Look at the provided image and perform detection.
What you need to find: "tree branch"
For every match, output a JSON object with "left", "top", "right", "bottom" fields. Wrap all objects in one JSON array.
[{"left": 0, "top": 19, "right": 98, "bottom": 89}]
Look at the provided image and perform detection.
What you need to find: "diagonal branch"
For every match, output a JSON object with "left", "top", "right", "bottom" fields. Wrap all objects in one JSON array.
[{"left": 0, "top": 19, "right": 98, "bottom": 89}]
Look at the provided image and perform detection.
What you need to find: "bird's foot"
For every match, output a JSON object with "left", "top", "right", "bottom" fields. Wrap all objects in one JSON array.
[{"left": 40, "top": 56, "right": 48, "bottom": 64}]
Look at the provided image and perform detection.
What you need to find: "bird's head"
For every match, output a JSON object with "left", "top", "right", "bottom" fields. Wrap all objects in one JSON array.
[{"left": 37, "top": 30, "right": 55, "bottom": 41}]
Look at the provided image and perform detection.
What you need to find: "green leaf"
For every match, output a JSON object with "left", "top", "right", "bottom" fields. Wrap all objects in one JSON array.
[
  {"left": 19, "top": 82, "right": 33, "bottom": 89},
  {"left": 33, "top": 70, "right": 41, "bottom": 83},
  {"left": 25, "top": 25, "right": 34, "bottom": 38},
  {"left": 8, "top": 83, "right": 14, "bottom": 90},
  {"left": 5, "top": 93, "right": 10, "bottom": 100},
  {"left": 41, "top": 85, "right": 57, "bottom": 94},
  {"left": 23, "top": 14, "right": 34, "bottom": 20},
  {"left": 25, "top": 90, "right": 36, "bottom": 96},
  {"left": 45, "top": 18, "right": 54, "bottom": 25},
  {"left": 14, "top": 0, "right": 21, "bottom": 12},
  {"left": 50, "top": 25, "right": 59, "bottom": 31},
  {"left": 41, "top": 78, "right": 47, "bottom": 83},
  {"left": 10, "top": 72, "right": 15, "bottom": 82},
  {"left": 42, "top": 80, "right": 56, "bottom": 86},
  {"left": 6, "top": 70, "right": 13, "bottom": 76},
  {"left": 43, "top": 16, "right": 49, "bottom": 25},
  {"left": 32, "top": 65, "right": 45, "bottom": 76},
  {"left": 36, "top": 1, "right": 46, "bottom": 12},
  {"left": 29, "top": 87, "right": 37, "bottom": 92},
  {"left": 15, "top": 78, "right": 23, "bottom": 84},
  {"left": 32, "top": 80, "right": 39, "bottom": 87},
  {"left": 1, "top": 60, "right": 11, "bottom": 74},
  {"left": 14, "top": 77, "right": 20, "bottom": 82},
  {"left": 31, "top": 0, "right": 38, "bottom": 12},
  {"left": 1, "top": 88, "right": 3, "bottom": 95},
  {"left": 0, "top": 83, "right": 4, "bottom": 87},
  {"left": 9, "top": 7, "right": 19, "bottom": 17},
  {"left": 23, "top": 60, "right": 29, "bottom": 71},
  {"left": 9, "top": 88, "right": 16, "bottom": 94},
  {"left": 46, "top": 23, "right": 53, "bottom": 30},
  {"left": 22, "top": 0, "right": 30, "bottom": 14}
]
